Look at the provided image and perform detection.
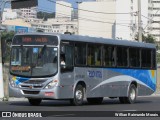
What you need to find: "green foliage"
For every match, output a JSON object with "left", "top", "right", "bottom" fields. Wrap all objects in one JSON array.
[
  {"left": 37, "top": 12, "right": 55, "bottom": 21},
  {"left": 1, "top": 31, "right": 15, "bottom": 63},
  {"left": 135, "top": 33, "right": 156, "bottom": 43},
  {"left": 157, "top": 53, "right": 160, "bottom": 64}
]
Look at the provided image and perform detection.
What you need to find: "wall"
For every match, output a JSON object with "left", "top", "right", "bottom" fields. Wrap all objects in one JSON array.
[{"left": 78, "top": 1, "right": 116, "bottom": 38}]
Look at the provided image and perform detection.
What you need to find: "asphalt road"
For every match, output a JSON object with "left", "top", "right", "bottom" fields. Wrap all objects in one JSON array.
[{"left": 0, "top": 96, "right": 160, "bottom": 120}]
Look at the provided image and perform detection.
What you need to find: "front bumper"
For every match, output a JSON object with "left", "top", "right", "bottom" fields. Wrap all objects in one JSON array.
[{"left": 9, "top": 83, "right": 59, "bottom": 99}]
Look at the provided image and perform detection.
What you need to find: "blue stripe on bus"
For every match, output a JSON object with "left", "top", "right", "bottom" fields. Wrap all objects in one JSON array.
[
  {"left": 14, "top": 77, "right": 30, "bottom": 85},
  {"left": 106, "top": 68, "right": 156, "bottom": 91}
]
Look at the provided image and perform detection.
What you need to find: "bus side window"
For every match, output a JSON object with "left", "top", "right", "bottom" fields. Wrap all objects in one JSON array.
[
  {"left": 141, "top": 49, "right": 151, "bottom": 68},
  {"left": 152, "top": 49, "right": 156, "bottom": 69},
  {"left": 87, "top": 44, "right": 101, "bottom": 66},
  {"left": 112, "top": 47, "right": 116, "bottom": 67},
  {"left": 75, "top": 43, "right": 86, "bottom": 65},
  {"left": 129, "top": 48, "right": 140, "bottom": 68},
  {"left": 103, "top": 46, "right": 115, "bottom": 67}
]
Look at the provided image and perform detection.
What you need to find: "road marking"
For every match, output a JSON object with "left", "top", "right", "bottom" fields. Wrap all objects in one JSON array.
[
  {"left": 122, "top": 110, "right": 137, "bottom": 111},
  {"left": 51, "top": 114, "right": 75, "bottom": 117}
]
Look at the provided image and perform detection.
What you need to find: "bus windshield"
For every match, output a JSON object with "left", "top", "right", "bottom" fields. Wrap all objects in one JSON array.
[{"left": 10, "top": 46, "right": 58, "bottom": 77}]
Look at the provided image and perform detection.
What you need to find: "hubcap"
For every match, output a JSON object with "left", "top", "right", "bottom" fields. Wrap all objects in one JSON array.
[
  {"left": 75, "top": 90, "right": 83, "bottom": 100},
  {"left": 130, "top": 88, "right": 136, "bottom": 100}
]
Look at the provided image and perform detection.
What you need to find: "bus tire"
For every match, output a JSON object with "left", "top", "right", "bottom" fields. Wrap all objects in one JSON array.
[
  {"left": 119, "top": 97, "right": 127, "bottom": 104},
  {"left": 126, "top": 84, "right": 137, "bottom": 104},
  {"left": 70, "top": 84, "right": 84, "bottom": 106},
  {"left": 87, "top": 97, "right": 103, "bottom": 104},
  {"left": 28, "top": 98, "right": 42, "bottom": 106}
]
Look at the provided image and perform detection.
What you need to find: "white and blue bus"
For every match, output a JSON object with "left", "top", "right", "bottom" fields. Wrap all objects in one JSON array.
[{"left": 9, "top": 33, "right": 157, "bottom": 106}]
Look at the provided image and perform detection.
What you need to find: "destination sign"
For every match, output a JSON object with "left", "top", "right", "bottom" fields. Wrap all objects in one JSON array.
[
  {"left": 11, "top": 66, "right": 31, "bottom": 72},
  {"left": 12, "top": 35, "right": 58, "bottom": 45}
]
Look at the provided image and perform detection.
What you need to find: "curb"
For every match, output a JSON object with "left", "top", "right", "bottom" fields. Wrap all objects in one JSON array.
[
  {"left": 8, "top": 98, "right": 27, "bottom": 101},
  {"left": 0, "top": 98, "right": 27, "bottom": 102},
  {"left": 151, "top": 93, "right": 160, "bottom": 96}
]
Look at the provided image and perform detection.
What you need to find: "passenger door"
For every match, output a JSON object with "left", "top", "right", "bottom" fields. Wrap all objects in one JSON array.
[{"left": 59, "top": 42, "right": 74, "bottom": 98}]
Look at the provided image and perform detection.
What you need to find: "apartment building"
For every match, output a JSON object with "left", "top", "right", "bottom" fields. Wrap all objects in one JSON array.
[
  {"left": 148, "top": 0, "right": 160, "bottom": 41},
  {"left": 2, "top": 8, "right": 17, "bottom": 21},
  {"left": 16, "top": 7, "right": 37, "bottom": 22},
  {"left": 78, "top": 0, "right": 149, "bottom": 40},
  {"left": 31, "top": 18, "right": 77, "bottom": 34},
  {"left": 55, "top": 1, "right": 72, "bottom": 20}
]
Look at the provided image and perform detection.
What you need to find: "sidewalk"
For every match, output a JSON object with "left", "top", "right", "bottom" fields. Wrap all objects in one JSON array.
[
  {"left": 151, "top": 91, "right": 160, "bottom": 96},
  {"left": 0, "top": 97, "right": 27, "bottom": 102}
]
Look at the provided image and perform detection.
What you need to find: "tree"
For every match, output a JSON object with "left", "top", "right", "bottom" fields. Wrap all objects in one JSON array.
[
  {"left": 1, "top": 31, "right": 15, "bottom": 63},
  {"left": 135, "top": 33, "right": 156, "bottom": 43},
  {"left": 37, "top": 12, "right": 55, "bottom": 21}
]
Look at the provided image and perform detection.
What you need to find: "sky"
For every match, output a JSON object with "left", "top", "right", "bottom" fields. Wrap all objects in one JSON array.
[
  {"left": 0, "top": 0, "right": 95, "bottom": 13},
  {"left": 38, "top": 0, "right": 95, "bottom": 13}
]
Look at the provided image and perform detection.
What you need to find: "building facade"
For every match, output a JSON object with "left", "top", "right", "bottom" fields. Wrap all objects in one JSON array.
[
  {"left": 2, "top": 8, "right": 17, "bottom": 21},
  {"left": 55, "top": 1, "right": 72, "bottom": 20},
  {"left": 31, "top": 18, "right": 78, "bottom": 34},
  {"left": 78, "top": 0, "right": 116, "bottom": 38},
  {"left": 78, "top": 0, "right": 149, "bottom": 41},
  {"left": 148, "top": 0, "right": 160, "bottom": 41},
  {"left": 16, "top": 7, "right": 37, "bottom": 22},
  {"left": 31, "top": 1, "right": 77, "bottom": 34},
  {"left": 2, "top": 18, "right": 35, "bottom": 33}
]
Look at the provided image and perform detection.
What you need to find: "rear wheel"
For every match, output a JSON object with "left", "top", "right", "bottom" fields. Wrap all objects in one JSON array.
[
  {"left": 70, "top": 84, "right": 84, "bottom": 106},
  {"left": 28, "top": 98, "right": 42, "bottom": 106},
  {"left": 126, "top": 84, "right": 137, "bottom": 104},
  {"left": 119, "top": 97, "right": 127, "bottom": 104},
  {"left": 119, "top": 84, "right": 137, "bottom": 104},
  {"left": 87, "top": 97, "right": 103, "bottom": 104}
]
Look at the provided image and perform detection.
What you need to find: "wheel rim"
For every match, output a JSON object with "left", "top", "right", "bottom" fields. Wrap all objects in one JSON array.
[
  {"left": 130, "top": 88, "right": 136, "bottom": 100},
  {"left": 75, "top": 90, "right": 83, "bottom": 101}
]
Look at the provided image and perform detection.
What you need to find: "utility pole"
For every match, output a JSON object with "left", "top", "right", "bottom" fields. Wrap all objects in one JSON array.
[
  {"left": 76, "top": 1, "right": 82, "bottom": 35},
  {"left": 0, "top": 0, "right": 38, "bottom": 100},
  {"left": 138, "top": 0, "right": 142, "bottom": 42},
  {"left": 0, "top": 0, "right": 8, "bottom": 100}
]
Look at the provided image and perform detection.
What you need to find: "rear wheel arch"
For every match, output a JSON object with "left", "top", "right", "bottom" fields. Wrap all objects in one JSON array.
[{"left": 128, "top": 81, "right": 138, "bottom": 95}]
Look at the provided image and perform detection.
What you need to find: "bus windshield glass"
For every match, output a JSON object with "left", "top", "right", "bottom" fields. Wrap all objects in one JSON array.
[{"left": 10, "top": 46, "right": 58, "bottom": 77}]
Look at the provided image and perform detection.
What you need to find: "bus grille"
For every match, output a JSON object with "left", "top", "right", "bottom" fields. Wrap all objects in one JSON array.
[
  {"left": 23, "top": 79, "right": 47, "bottom": 84},
  {"left": 20, "top": 85, "right": 43, "bottom": 89},
  {"left": 23, "top": 90, "right": 40, "bottom": 95}
]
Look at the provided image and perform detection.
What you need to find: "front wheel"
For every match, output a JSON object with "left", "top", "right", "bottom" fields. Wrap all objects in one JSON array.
[
  {"left": 70, "top": 84, "right": 84, "bottom": 106},
  {"left": 28, "top": 98, "right": 42, "bottom": 106}
]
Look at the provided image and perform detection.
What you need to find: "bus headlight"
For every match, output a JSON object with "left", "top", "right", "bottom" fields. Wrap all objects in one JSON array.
[
  {"left": 9, "top": 79, "right": 18, "bottom": 88},
  {"left": 45, "top": 80, "right": 58, "bottom": 89}
]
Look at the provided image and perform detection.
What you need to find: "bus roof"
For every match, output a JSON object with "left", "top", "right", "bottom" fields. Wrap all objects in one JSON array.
[{"left": 15, "top": 33, "right": 156, "bottom": 49}]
